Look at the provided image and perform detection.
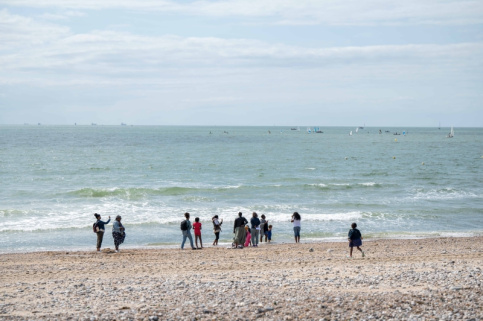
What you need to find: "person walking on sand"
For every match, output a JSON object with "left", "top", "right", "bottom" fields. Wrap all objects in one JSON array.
[
  {"left": 94, "top": 213, "right": 110, "bottom": 252},
  {"left": 181, "top": 212, "right": 197, "bottom": 250},
  {"left": 193, "top": 217, "right": 203, "bottom": 249},
  {"left": 291, "top": 212, "right": 301, "bottom": 243},
  {"left": 233, "top": 212, "right": 248, "bottom": 248},
  {"left": 250, "top": 212, "right": 260, "bottom": 247},
  {"left": 212, "top": 215, "right": 223, "bottom": 246},
  {"left": 259, "top": 214, "right": 267, "bottom": 243},
  {"left": 348, "top": 222, "right": 364, "bottom": 258},
  {"left": 112, "top": 215, "right": 125, "bottom": 253}
]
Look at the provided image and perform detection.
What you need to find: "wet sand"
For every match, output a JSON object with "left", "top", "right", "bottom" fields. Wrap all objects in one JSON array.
[{"left": 1, "top": 237, "right": 482, "bottom": 320}]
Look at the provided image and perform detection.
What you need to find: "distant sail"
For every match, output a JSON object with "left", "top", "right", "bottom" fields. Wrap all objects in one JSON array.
[{"left": 447, "top": 126, "right": 454, "bottom": 138}]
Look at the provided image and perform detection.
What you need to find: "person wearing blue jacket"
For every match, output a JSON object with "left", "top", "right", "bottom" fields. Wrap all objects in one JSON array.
[{"left": 94, "top": 213, "right": 110, "bottom": 252}]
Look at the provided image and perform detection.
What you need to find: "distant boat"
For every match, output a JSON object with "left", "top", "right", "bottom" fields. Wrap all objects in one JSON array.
[
  {"left": 307, "top": 127, "right": 311, "bottom": 133},
  {"left": 447, "top": 126, "right": 454, "bottom": 138},
  {"left": 121, "top": 123, "right": 127, "bottom": 126},
  {"left": 91, "top": 123, "right": 97, "bottom": 126},
  {"left": 290, "top": 127, "right": 299, "bottom": 131},
  {"left": 355, "top": 127, "right": 359, "bottom": 133},
  {"left": 349, "top": 131, "right": 352, "bottom": 136}
]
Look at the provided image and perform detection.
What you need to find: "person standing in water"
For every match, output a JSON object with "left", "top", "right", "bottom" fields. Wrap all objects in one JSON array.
[{"left": 94, "top": 213, "right": 110, "bottom": 252}]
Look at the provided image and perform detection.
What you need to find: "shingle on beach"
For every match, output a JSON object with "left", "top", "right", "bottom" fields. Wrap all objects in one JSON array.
[{"left": 1, "top": 237, "right": 482, "bottom": 320}]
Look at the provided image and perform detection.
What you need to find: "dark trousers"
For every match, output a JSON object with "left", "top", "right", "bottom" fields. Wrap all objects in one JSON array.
[{"left": 96, "top": 231, "right": 104, "bottom": 249}]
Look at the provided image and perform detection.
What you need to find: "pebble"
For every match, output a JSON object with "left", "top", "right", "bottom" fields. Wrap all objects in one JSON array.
[{"left": 1, "top": 238, "right": 482, "bottom": 320}]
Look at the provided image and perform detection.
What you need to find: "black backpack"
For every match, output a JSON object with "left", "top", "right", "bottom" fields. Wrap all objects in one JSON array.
[
  {"left": 93, "top": 222, "right": 99, "bottom": 233},
  {"left": 180, "top": 220, "right": 188, "bottom": 231}
]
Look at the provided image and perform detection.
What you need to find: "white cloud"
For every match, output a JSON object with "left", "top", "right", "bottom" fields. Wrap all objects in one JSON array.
[
  {"left": 2, "top": 0, "right": 482, "bottom": 26},
  {"left": 38, "top": 10, "right": 85, "bottom": 21},
  {"left": 0, "top": 9, "right": 70, "bottom": 47}
]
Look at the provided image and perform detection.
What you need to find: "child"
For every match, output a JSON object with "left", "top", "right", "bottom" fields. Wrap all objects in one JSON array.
[
  {"left": 348, "top": 222, "right": 364, "bottom": 258},
  {"left": 244, "top": 225, "right": 251, "bottom": 247},
  {"left": 193, "top": 217, "right": 203, "bottom": 249},
  {"left": 267, "top": 225, "right": 273, "bottom": 243}
]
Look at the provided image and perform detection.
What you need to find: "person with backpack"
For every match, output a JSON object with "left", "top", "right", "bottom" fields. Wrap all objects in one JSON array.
[
  {"left": 180, "top": 212, "right": 197, "bottom": 250},
  {"left": 348, "top": 222, "right": 365, "bottom": 258},
  {"left": 93, "top": 213, "right": 110, "bottom": 252}
]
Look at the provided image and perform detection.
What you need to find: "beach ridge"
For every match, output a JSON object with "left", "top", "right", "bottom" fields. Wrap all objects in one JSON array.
[{"left": 1, "top": 237, "right": 482, "bottom": 320}]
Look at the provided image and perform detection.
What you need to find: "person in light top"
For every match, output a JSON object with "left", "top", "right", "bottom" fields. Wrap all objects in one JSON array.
[
  {"left": 112, "top": 215, "right": 125, "bottom": 253},
  {"left": 291, "top": 212, "right": 301, "bottom": 243},
  {"left": 212, "top": 215, "right": 223, "bottom": 246}
]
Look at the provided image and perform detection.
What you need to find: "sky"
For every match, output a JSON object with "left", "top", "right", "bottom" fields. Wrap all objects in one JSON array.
[{"left": 0, "top": 0, "right": 482, "bottom": 127}]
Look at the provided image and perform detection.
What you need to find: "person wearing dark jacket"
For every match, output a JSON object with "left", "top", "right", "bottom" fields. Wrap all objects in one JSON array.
[
  {"left": 233, "top": 212, "right": 248, "bottom": 248},
  {"left": 250, "top": 212, "right": 261, "bottom": 247},
  {"left": 94, "top": 213, "right": 110, "bottom": 252},
  {"left": 348, "top": 222, "right": 364, "bottom": 258}
]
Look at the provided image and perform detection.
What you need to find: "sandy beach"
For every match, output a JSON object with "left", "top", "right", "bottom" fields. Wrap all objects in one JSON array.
[{"left": 1, "top": 237, "right": 482, "bottom": 320}]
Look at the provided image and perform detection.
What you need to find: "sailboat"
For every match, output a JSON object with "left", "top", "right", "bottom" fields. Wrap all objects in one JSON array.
[{"left": 447, "top": 126, "right": 454, "bottom": 138}]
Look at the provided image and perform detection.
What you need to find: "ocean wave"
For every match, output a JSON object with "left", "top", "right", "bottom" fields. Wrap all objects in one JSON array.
[
  {"left": 67, "top": 185, "right": 244, "bottom": 199},
  {"left": 0, "top": 208, "right": 365, "bottom": 233},
  {"left": 411, "top": 188, "right": 480, "bottom": 201},
  {"left": 305, "top": 182, "right": 383, "bottom": 190},
  {"left": 0, "top": 209, "right": 28, "bottom": 217}
]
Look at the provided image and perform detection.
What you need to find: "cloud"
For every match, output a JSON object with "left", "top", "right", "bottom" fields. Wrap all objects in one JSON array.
[
  {"left": 0, "top": 9, "right": 70, "bottom": 47},
  {"left": 38, "top": 10, "right": 85, "bottom": 21},
  {"left": 2, "top": 0, "right": 482, "bottom": 26},
  {"left": 1, "top": 11, "right": 482, "bottom": 88}
]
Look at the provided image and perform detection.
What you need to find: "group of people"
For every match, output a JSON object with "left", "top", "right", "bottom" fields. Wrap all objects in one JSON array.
[
  {"left": 180, "top": 211, "right": 300, "bottom": 250},
  {"left": 93, "top": 213, "right": 125, "bottom": 253},
  {"left": 92, "top": 211, "right": 365, "bottom": 257}
]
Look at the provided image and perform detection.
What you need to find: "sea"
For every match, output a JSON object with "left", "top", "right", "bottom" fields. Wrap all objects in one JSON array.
[{"left": 0, "top": 125, "right": 482, "bottom": 253}]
